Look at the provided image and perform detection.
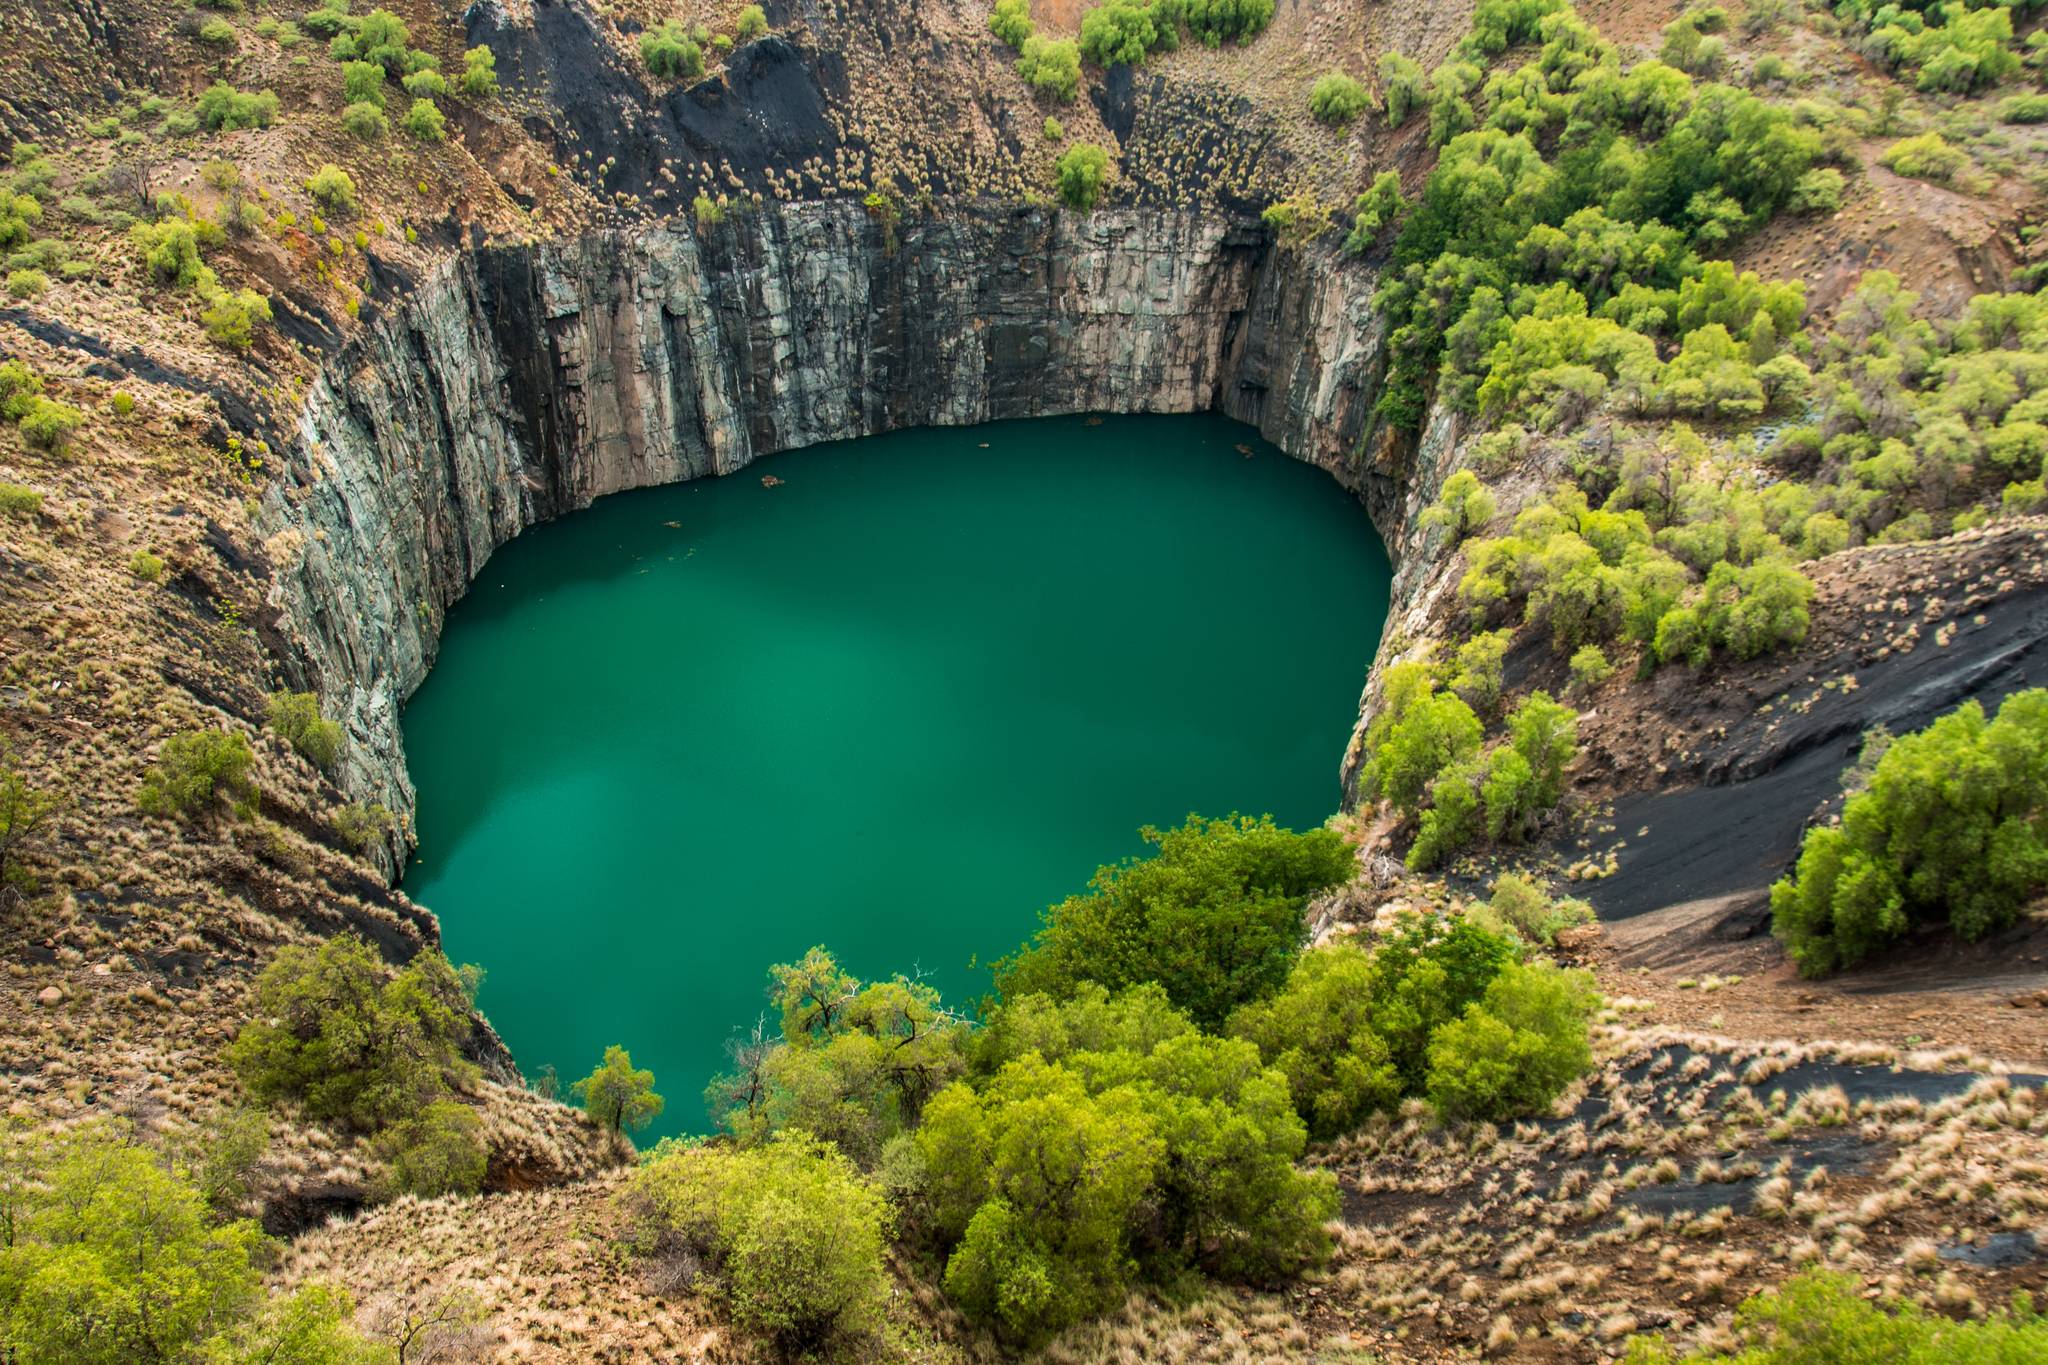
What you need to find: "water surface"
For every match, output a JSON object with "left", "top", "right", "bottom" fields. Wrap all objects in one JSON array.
[{"left": 404, "top": 413, "right": 1390, "bottom": 1136}]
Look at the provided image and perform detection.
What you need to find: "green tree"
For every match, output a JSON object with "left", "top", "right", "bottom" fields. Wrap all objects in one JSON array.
[
  {"left": 1226, "top": 941, "right": 1399, "bottom": 1139},
  {"left": 994, "top": 814, "right": 1354, "bottom": 1028},
  {"left": 972, "top": 981, "right": 1194, "bottom": 1075},
  {"left": 138, "top": 729, "right": 257, "bottom": 820},
  {"left": 1379, "top": 51, "right": 1426, "bottom": 127},
  {"left": 1425, "top": 959, "right": 1598, "bottom": 1120},
  {"left": 199, "top": 1283, "right": 390, "bottom": 1364},
  {"left": 399, "top": 99, "right": 445, "bottom": 142},
  {"left": 632, "top": 1133, "right": 891, "bottom": 1352},
  {"left": 0, "top": 747, "right": 60, "bottom": 887},
  {"left": 1368, "top": 913, "right": 1521, "bottom": 1090},
  {"left": 0, "top": 1122, "right": 266, "bottom": 1363},
  {"left": 1018, "top": 36, "right": 1081, "bottom": 102},
  {"left": 918, "top": 1055, "right": 1162, "bottom": 1344},
  {"left": 1422, "top": 469, "right": 1498, "bottom": 543},
  {"left": 341, "top": 60, "right": 388, "bottom": 108},
  {"left": 1362, "top": 684, "right": 1484, "bottom": 817},
  {"left": 1054, "top": 142, "right": 1110, "bottom": 210},
  {"left": 227, "top": 934, "right": 479, "bottom": 1128},
  {"left": 988, "top": 0, "right": 1034, "bottom": 48},
  {"left": 1772, "top": 690, "right": 2048, "bottom": 975},
  {"left": 734, "top": 5, "right": 769, "bottom": 41},
  {"left": 458, "top": 46, "right": 498, "bottom": 99},
  {"left": 709, "top": 949, "right": 970, "bottom": 1162},
  {"left": 572, "top": 1044, "right": 664, "bottom": 1135}
]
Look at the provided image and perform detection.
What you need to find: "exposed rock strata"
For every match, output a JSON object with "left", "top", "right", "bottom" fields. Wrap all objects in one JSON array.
[{"left": 261, "top": 203, "right": 1429, "bottom": 855}]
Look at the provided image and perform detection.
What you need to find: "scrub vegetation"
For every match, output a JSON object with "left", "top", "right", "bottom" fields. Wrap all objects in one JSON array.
[{"left": 669, "top": 816, "right": 1599, "bottom": 1350}]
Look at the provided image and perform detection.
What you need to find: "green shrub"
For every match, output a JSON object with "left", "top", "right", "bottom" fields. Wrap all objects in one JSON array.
[
  {"left": 1309, "top": 71, "right": 1370, "bottom": 126},
  {"left": 1079, "top": 0, "right": 1171, "bottom": 67},
  {"left": 1183, "top": 0, "right": 1274, "bottom": 47},
  {"left": 1568, "top": 643, "right": 1613, "bottom": 691},
  {"left": 340, "top": 101, "right": 386, "bottom": 140},
  {"left": 137, "top": 729, "right": 257, "bottom": 820},
  {"left": 1449, "top": 629, "right": 1509, "bottom": 713},
  {"left": 989, "top": 0, "right": 1034, "bottom": 48},
  {"left": 459, "top": 45, "right": 498, "bottom": 98},
  {"left": 1043, "top": 115, "right": 1063, "bottom": 141},
  {"left": 1622, "top": 1270, "right": 2048, "bottom": 1362},
  {"left": 266, "top": 690, "right": 343, "bottom": 770},
  {"left": 1054, "top": 142, "right": 1109, "bottom": 211},
  {"left": 571, "top": 1044, "right": 664, "bottom": 1135},
  {"left": 994, "top": 814, "right": 1354, "bottom": 1029},
  {"left": 355, "top": 6, "right": 409, "bottom": 70},
  {"left": 1369, "top": 912, "right": 1523, "bottom": 1090},
  {"left": 1019, "top": 36, "right": 1080, "bottom": 102},
  {"left": 403, "top": 68, "right": 448, "bottom": 99},
  {"left": 1880, "top": 132, "right": 1968, "bottom": 183},
  {"left": 194, "top": 83, "right": 279, "bottom": 130},
  {"left": 1226, "top": 942, "right": 1397, "bottom": 1139},
  {"left": 735, "top": 4, "right": 768, "bottom": 40},
  {"left": 17, "top": 397, "right": 83, "bottom": 452},
  {"left": 304, "top": 164, "right": 358, "bottom": 214},
  {"left": 1481, "top": 871, "right": 1593, "bottom": 946},
  {"left": 1342, "top": 170, "right": 1407, "bottom": 256},
  {"left": 920, "top": 1040, "right": 1330, "bottom": 1345},
  {"left": 273, "top": 19, "right": 301, "bottom": 47},
  {"left": 134, "top": 220, "right": 212, "bottom": 289},
  {"left": 1424, "top": 959, "right": 1597, "bottom": 1120},
  {"left": 1362, "top": 681, "right": 1483, "bottom": 817},
  {"left": 226, "top": 933, "right": 479, "bottom": 1128},
  {"left": 375, "top": 1098, "right": 487, "bottom": 1197},
  {"left": 640, "top": 21, "right": 704, "bottom": 79},
  {"left": 5, "top": 267, "right": 46, "bottom": 298},
  {"left": 301, "top": 7, "right": 352, "bottom": 39},
  {"left": 332, "top": 799, "right": 395, "bottom": 852},
  {"left": 1771, "top": 689, "right": 2048, "bottom": 976},
  {"left": 197, "top": 17, "right": 239, "bottom": 48},
  {"left": 0, "top": 360, "right": 41, "bottom": 418},
  {"left": 1788, "top": 166, "right": 1843, "bottom": 214},
  {"left": 128, "top": 549, "right": 165, "bottom": 581},
  {"left": 201, "top": 288, "right": 273, "bottom": 350},
  {"left": 2000, "top": 94, "right": 2048, "bottom": 125},
  {"left": 400, "top": 98, "right": 446, "bottom": 141},
  {"left": 0, "top": 483, "right": 41, "bottom": 518},
  {"left": 632, "top": 1133, "right": 891, "bottom": 1352},
  {"left": 340, "top": 59, "right": 386, "bottom": 109},
  {"left": 1422, "top": 468, "right": 1497, "bottom": 542},
  {"left": 1380, "top": 51, "right": 1426, "bottom": 127}
]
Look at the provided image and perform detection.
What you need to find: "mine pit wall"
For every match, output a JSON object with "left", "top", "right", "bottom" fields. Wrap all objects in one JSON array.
[{"left": 261, "top": 201, "right": 1463, "bottom": 862}]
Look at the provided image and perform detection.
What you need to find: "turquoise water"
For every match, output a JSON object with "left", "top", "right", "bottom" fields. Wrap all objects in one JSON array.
[{"left": 402, "top": 413, "right": 1390, "bottom": 1137}]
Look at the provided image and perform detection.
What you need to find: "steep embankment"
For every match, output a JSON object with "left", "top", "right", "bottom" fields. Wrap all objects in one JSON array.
[{"left": 259, "top": 202, "right": 1435, "bottom": 851}]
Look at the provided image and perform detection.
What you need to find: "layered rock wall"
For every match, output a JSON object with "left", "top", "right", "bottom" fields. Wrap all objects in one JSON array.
[{"left": 261, "top": 202, "right": 1432, "bottom": 849}]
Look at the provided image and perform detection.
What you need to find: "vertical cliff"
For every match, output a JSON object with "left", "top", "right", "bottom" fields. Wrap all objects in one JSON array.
[{"left": 260, "top": 202, "right": 1422, "bottom": 851}]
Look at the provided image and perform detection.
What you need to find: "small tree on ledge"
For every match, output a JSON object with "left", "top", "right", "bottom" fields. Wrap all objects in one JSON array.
[{"left": 573, "top": 1045, "right": 665, "bottom": 1136}]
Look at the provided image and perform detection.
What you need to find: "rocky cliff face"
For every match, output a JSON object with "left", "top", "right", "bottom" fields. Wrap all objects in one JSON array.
[{"left": 260, "top": 202, "right": 1432, "bottom": 854}]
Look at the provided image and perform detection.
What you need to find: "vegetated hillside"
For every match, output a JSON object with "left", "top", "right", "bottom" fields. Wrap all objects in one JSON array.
[{"left": 1, "top": 0, "right": 2047, "bottom": 1360}]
